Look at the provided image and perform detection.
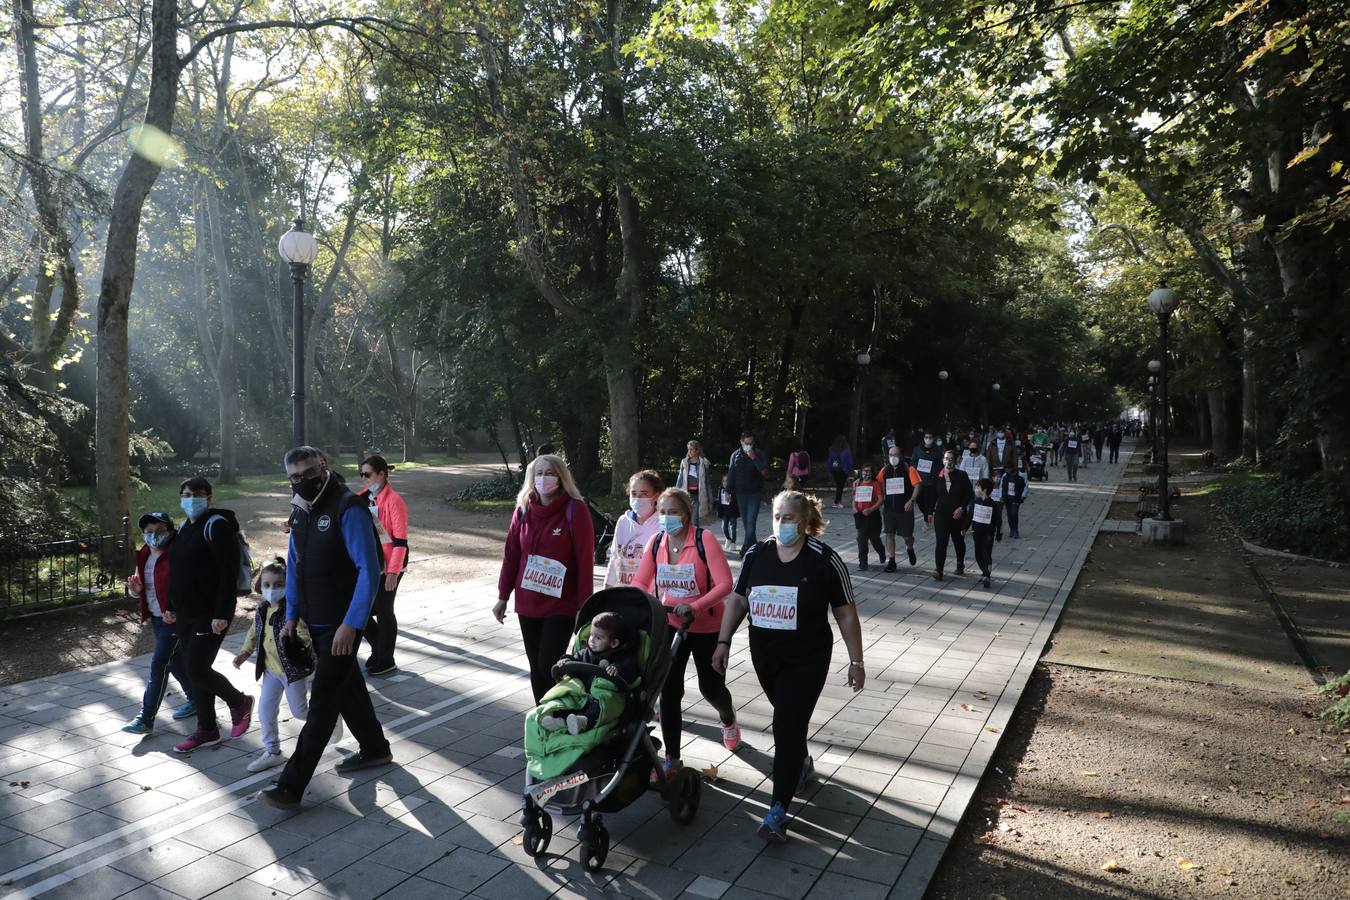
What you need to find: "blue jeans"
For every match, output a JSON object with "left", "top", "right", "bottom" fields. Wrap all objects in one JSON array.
[
  {"left": 737, "top": 492, "right": 762, "bottom": 553},
  {"left": 142, "top": 615, "right": 191, "bottom": 720}
]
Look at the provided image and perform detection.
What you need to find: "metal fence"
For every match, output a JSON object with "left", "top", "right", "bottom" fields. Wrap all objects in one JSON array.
[{"left": 0, "top": 517, "right": 131, "bottom": 616}]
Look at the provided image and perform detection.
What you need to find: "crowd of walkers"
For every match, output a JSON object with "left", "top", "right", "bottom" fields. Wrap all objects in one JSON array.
[{"left": 119, "top": 418, "right": 1125, "bottom": 845}]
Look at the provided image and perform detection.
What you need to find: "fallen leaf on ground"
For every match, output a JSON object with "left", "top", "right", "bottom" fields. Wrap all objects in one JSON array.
[
  {"left": 960, "top": 703, "right": 979, "bottom": 712},
  {"left": 140, "top": 785, "right": 152, "bottom": 792},
  {"left": 510, "top": 835, "right": 523, "bottom": 845},
  {"left": 1101, "top": 860, "right": 1128, "bottom": 873},
  {"left": 1080, "top": 771, "right": 1099, "bottom": 777},
  {"left": 700, "top": 765, "right": 719, "bottom": 782},
  {"left": 1177, "top": 858, "right": 1202, "bottom": 870},
  {"left": 1084, "top": 792, "right": 1104, "bottom": 799},
  {"left": 986, "top": 727, "right": 1000, "bottom": 733},
  {"left": 1096, "top": 811, "right": 1112, "bottom": 819}
]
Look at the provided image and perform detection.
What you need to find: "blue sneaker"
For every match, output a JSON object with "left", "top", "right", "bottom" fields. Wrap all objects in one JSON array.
[
  {"left": 758, "top": 802, "right": 788, "bottom": 843},
  {"left": 796, "top": 756, "right": 815, "bottom": 795},
  {"left": 172, "top": 700, "right": 196, "bottom": 721},
  {"left": 121, "top": 715, "right": 153, "bottom": 735}
]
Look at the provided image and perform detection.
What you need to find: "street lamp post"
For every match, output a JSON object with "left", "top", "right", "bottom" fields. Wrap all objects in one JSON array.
[
  {"left": 850, "top": 350, "right": 872, "bottom": 454},
  {"left": 1147, "top": 364, "right": 1161, "bottom": 464},
  {"left": 991, "top": 382, "right": 1001, "bottom": 427},
  {"left": 1147, "top": 284, "right": 1181, "bottom": 520},
  {"left": 278, "top": 218, "right": 319, "bottom": 448},
  {"left": 938, "top": 370, "right": 949, "bottom": 438}
]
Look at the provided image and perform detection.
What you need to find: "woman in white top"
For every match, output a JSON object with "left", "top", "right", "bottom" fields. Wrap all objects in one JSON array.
[
  {"left": 675, "top": 441, "right": 712, "bottom": 525},
  {"left": 605, "top": 470, "right": 665, "bottom": 588}
]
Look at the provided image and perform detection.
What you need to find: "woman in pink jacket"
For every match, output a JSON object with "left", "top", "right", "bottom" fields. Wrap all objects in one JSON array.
[
  {"left": 634, "top": 488, "right": 740, "bottom": 781},
  {"left": 358, "top": 455, "right": 410, "bottom": 676},
  {"left": 495, "top": 454, "right": 596, "bottom": 702}
]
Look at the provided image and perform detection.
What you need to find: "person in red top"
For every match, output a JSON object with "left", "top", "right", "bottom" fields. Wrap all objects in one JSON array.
[
  {"left": 851, "top": 462, "right": 885, "bottom": 572},
  {"left": 634, "top": 488, "right": 739, "bottom": 780},
  {"left": 122, "top": 512, "right": 195, "bottom": 733},
  {"left": 495, "top": 454, "right": 596, "bottom": 702},
  {"left": 356, "top": 455, "right": 410, "bottom": 677}
]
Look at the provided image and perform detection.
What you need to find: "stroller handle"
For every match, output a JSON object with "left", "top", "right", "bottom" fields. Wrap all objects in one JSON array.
[{"left": 553, "top": 660, "right": 630, "bottom": 693}]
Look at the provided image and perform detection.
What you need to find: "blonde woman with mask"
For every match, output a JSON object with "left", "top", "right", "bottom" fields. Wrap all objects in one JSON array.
[{"left": 496, "top": 454, "right": 596, "bottom": 702}]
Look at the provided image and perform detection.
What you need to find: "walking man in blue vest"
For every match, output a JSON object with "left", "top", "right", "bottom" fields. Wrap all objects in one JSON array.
[{"left": 262, "top": 446, "right": 392, "bottom": 809}]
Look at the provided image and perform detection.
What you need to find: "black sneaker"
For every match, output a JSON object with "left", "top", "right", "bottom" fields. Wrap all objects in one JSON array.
[
  {"left": 907, "top": 547, "right": 917, "bottom": 566},
  {"left": 955, "top": 564, "right": 966, "bottom": 576},
  {"left": 995, "top": 532, "right": 1003, "bottom": 542},
  {"left": 259, "top": 785, "right": 302, "bottom": 810},
  {"left": 335, "top": 749, "right": 394, "bottom": 774},
  {"left": 857, "top": 562, "right": 869, "bottom": 572},
  {"left": 982, "top": 576, "right": 992, "bottom": 588},
  {"left": 883, "top": 560, "right": 897, "bottom": 573},
  {"left": 366, "top": 662, "right": 398, "bottom": 677}
]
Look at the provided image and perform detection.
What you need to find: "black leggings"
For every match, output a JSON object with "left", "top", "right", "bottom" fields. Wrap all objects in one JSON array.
[
  {"left": 363, "top": 574, "right": 401, "bottom": 668},
  {"left": 832, "top": 470, "right": 847, "bottom": 504},
  {"left": 660, "top": 631, "right": 736, "bottom": 760},
  {"left": 751, "top": 642, "right": 830, "bottom": 807},
  {"left": 177, "top": 618, "right": 248, "bottom": 731},
  {"left": 520, "top": 614, "right": 576, "bottom": 703}
]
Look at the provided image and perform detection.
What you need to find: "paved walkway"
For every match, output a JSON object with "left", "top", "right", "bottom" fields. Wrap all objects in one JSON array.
[{"left": 0, "top": 448, "right": 1129, "bottom": 900}]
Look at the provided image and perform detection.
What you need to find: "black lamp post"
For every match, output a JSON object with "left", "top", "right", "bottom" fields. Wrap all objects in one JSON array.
[
  {"left": 278, "top": 218, "right": 318, "bottom": 447},
  {"left": 1147, "top": 283, "right": 1181, "bottom": 520},
  {"left": 938, "top": 370, "right": 949, "bottom": 437},
  {"left": 1147, "top": 367, "right": 1160, "bottom": 463}
]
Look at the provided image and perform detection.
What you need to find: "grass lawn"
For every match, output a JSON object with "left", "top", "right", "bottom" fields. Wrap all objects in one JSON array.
[{"left": 61, "top": 472, "right": 285, "bottom": 531}]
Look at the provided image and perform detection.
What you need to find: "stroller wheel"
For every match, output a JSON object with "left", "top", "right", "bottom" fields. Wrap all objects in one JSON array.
[
  {"left": 521, "top": 806, "right": 552, "bottom": 857},
  {"left": 668, "top": 768, "right": 701, "bottom": 825},
  {"left": 579, "top": 821, "right": 610, "bottom": 872}
]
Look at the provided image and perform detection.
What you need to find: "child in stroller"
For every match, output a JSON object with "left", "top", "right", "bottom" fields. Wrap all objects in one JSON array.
[
  {"left": 520, "top": 587, "right": 702, "bottom": 872},
  {"left": 538, "top": 612, "right": 641, "bottom": 736}
]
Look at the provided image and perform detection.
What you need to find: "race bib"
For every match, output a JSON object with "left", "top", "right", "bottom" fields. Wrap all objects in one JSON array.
[
  {"left": 854, "top": 484, "right": 874, "bottom": 503},
  {"left": 748, "top": 585, "right": 798, "bottom": 631},
  {"left": 1067, "top": 440, "right": 1079, "bottom": 450},
  {"left": 991, "top": 487, "right": 1002, "bottom": 502},
  {"left": 656, "top": 563, "right": 698, "bottom": 599},
  {"left": 916, "top": 458, "right": 933, "bottom": 475},
  {"left": 618, "top": 556, "right": 641, "bottom": 586},
  {"left": 522, "top": 555, "right": 567, "bottom": 598},
  {"left": 973, "top": 505, "right": 994, "bottom": 525},
  {"left": 884, "top": 477, "right": 905, "bottom": 496},
  {"left": 720, "top": 490, "right": 732, "bottom": 505}
]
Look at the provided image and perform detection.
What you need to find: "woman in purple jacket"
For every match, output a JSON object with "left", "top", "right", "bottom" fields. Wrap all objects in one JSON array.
[{"left": 826, "top": 436, "right": 854, "bottom": 508}]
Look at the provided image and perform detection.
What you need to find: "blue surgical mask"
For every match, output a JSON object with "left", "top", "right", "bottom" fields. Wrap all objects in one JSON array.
[
  {"left": 775, "top": 522, "right": 799, "bottom": 545},
  {"left": 658, "top": 514, "right": 683, "bottom": 534},
  {"left": 261, "top": 587, "right": 285, "bottom": 605},
  {"left": 181, "top": 497, "right": 208, "bottom": 520}
]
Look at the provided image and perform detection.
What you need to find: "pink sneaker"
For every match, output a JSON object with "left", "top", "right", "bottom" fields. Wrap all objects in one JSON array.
[
  {"left": 230, "top": 697, "right": 253, "bottom": 738},
  {"left": 721, "top": 719, "right": 742, "bottom": 752},
  {"left": 174, "top": 728, "right": 222, "bottom": 754}
]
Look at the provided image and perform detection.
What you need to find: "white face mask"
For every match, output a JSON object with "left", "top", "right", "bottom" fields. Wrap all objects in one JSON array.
[
  {"left": 535, "top": 474, "right": 559, "bottom": 497},
  {"left": 742, "top": 443, "right": 753, "bottom": 452},
  {"left": 888, "top": 455, "right": 900, "bottom": 466},
  {"left": 261, "top": 586, "right": 285, "bottom": 605},
  {"left": 629, "top": 496, "right": 654, "bottom": 517}
]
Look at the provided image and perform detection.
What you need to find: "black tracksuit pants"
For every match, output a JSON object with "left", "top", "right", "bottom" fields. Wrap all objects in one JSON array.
[
  {"left": 277, "top": 625, "right": 390, "bottom": 796},
  {"left": 178, "top": 617, "right": 248, "bottom": 732},
  {"left": 933, "top": 512, "right": 967, "bottom": 573},
  {"left": 751, "top": 641, "right": 830, "bottom": 807},
  {"left": 660, "top": 631, "right": 736, "bottom": 760}
]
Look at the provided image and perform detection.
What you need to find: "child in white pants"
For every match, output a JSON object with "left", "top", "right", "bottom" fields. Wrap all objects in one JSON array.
[{"left": 234, "top": 560, "right": 340, "bottom": 771}]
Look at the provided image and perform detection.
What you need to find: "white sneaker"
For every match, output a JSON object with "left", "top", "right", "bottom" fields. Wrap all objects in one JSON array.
[
  {"left": 329, "top": 719, "right": 344, "bottom": 745},
  {"left": 247, "top": 750, "right": 285, "bottom": 772},
  {"left": 540, "top": 714, "right": 566, "bottom": 732},
  {"left": 566, "top": 714, "right": 589, "bottom": 735}
]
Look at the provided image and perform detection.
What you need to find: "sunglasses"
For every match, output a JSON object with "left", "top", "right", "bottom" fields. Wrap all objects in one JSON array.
[{"left": 359, "top": 470, "right": 377, "bottom": 479}]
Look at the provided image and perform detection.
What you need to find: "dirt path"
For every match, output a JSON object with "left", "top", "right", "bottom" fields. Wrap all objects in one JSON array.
[
  {"left": 0, "top": 455, "right": 515, "bottom": 686},
  {"left": 928, "top": 467, "right": 1350, "bottom": 899}
]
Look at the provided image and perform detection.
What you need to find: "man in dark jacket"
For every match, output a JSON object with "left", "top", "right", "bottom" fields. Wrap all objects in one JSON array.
[
  {"left": 927, "top": 449, "right": 974, "bottom": 581},
  {"left": 169, "top": 477, "right": 254, "bottom": 753},
  {"left": 728, "top": 431, "right": 769, "bottom": 558},
  {"left": 910, "top": 430, "right": 945, "bottom": 518},
  {"left": 262, "top": 446, "right": 391, "bottom": 809}
]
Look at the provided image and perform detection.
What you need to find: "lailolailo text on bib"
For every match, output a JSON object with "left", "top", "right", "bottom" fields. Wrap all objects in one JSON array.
[
  {"left": 522, "top": 554, "right": 567, "bottom": 598},
  {"left": 748, "top": 585, "right": 798, "bottom": 631},
  {"left": 655, "top": 563, "right": 698, "bottom": 599}
]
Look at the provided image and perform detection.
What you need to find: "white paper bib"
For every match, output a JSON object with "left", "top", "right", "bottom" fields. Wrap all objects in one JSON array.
[
  {"left": 884, "top": 477, "right": 906, "bottom": 496},
  {"left": 749, "top": 585, "right": 799, "bottom": 631},
  {"left": 854, "top": 484, "right": 875, "bottom": 503},
  {"left": 522, "top": 555, "right": 567, "bottom": 598},
  {"left": 656, "top": 563, "right": 698, "bottom": 599},
  {"left": 973, "top": 504, "right": 994, "bottom": 525},
  {"left": 916, "top": 458, "right": 933, "bottom": 474}
]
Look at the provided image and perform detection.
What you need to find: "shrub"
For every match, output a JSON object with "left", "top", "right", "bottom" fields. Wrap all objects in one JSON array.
[
  {"left": 1215, "top": 474, "right": 1350, "bottom": 562},
  {"left": 450, "top": 472, "right": 521, "bottom": 501}
]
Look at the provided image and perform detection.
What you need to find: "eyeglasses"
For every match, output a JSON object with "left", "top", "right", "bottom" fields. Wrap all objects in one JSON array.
[
  {"left": 359, "top": 470, "right": 376, "bottom": 479},
  {"left": 287, "top": 466, "right": 322, "bottom": 485}
]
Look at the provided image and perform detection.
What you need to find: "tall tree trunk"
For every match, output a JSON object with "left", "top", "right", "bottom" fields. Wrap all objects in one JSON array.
[
  {"left": 205, "top": 180, "right": 239, "bottom": 483},
  {"left": 95, "top": 0, "right": 180, "bottom": 534}
]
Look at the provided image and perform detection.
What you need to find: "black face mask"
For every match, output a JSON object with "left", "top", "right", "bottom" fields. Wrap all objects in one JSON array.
[{"left": 292, "top": 471, "right": 327, "bottom": 502}]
